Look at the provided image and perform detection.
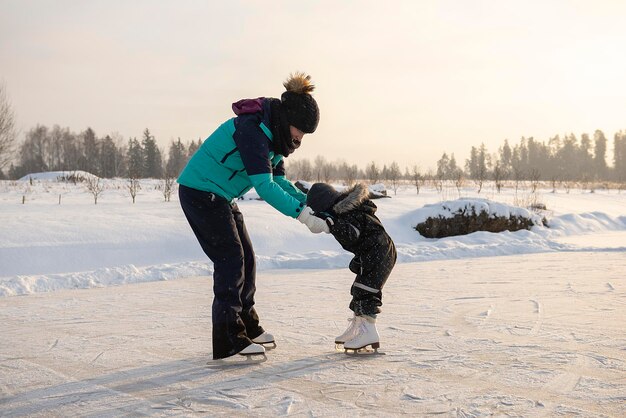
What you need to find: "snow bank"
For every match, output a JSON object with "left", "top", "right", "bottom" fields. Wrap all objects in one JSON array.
[
  {"left": 1, "top": 178, "right": 626, "bottom": 297},
  {"left": 18, "top": 170, "right": 98, "bottom": 182}
]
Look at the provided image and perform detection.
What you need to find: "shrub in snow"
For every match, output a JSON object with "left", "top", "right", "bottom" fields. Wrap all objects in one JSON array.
[
  {"left": 19, "top": 171, "right": 98, "bottom": 184},
  {"left": 414, "top": 198, "right": 547, "bottom": 238},
  {"left": 529, "top": 202, "right": 547, "bottom": 211}
]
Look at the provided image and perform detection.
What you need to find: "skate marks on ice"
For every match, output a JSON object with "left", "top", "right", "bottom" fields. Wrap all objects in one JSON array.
[
  {"left": 0, "top": 283, "right": 398, "bottom": 416},
  {"left": 0, "top": 348, "right": 384, "bottom": 416},
  {"left": 1, "top": 252, "right": 625, "bottom": 416},
  {"left": 421, "top": 253, "right": 626, "bottom": 417}
]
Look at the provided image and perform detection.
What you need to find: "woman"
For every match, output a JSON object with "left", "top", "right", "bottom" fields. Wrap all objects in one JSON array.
[{"left": 178, "top": 72, "right": 329, "bottom": 359}]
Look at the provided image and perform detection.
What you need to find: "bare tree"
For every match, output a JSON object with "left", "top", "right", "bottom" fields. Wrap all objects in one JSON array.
[
  {"left": 287, "top": 158, "right": 313, "bottom": 182},
  {"left": 387, "top": 161, "right": 402, "bottom": 195},
  {"left": 313, "top": 155, "right": 326, "bottom": 182},
  {"left": 297, "top": 158, "right": 313, "bottom": 181},
  {"left": 365, "top": 161, "right": 380, "bottom": 184},
  {"left": 550, "top": 175, "right": 560, "bottom": 193},
  {"left": 411, "top": 165, "right": 423, "bottom": 195},
  {"left": 475, "top": 163, "right": 488, "bottom": 194},
  {"left": 580, "top": 174, "right": 591, "bottom": 192},
  {"left": 320, "top": 161, "right": 333, "bottom": 183},
  {"left": 529, "top": 168, "right": 541, "bottom": 194},
  {"left": 453, "top": 169, "right": 465, "bottom": 197},
  {"left": 435, "top": 169, "right": 444, "bottom": 193},
  {"left": 492, "top": 163, "right": 505, "bottom": 193},
  {"left": 85, "top": 175, "right": 105, "bottom": 204},
  {"left": 512, "top": 164, "right": 524, "bottom": 196},
  {"left": 0, "top": 82, "right": 17, "bottom": 173},
  {"left": 340, "top": 162, "right": 359, "bottom": 187},
  {"left": 128, "top": 176, "right": 141, "bottom": 203},
  {"left": 161, "top": 176, "right": 175, "bottom": 202},
  {"left": 564, "top": 181, "right": 571, "bottom": 194}
]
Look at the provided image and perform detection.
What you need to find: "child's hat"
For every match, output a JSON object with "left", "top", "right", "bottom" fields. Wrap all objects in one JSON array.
[
  {"left": 281, "top": 72, "right": 320, "bottom": 134},
  {"left": 307, "top": 183, "right": 341, "bottom": 213}
]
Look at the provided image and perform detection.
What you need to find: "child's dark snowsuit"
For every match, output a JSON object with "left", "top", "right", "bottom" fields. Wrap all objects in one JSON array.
[{"left": 307, "top": 183, "right": 397, "bottom": 316}]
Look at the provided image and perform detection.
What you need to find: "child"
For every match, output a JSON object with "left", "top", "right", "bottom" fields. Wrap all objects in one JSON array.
[{"left": 306, "top": 182, "right": 397, "bottom": 351}]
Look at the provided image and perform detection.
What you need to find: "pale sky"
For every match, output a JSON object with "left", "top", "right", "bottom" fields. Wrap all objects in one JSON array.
[{"left": 1, "top": 0, "right": 626, "bottom": 171}]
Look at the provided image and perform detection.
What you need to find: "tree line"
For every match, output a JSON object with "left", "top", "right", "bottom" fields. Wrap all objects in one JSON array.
[
  {"left": 4, "top": 123, "right": 626, "bottom": 189},
  {"left": 5, "top": 124, "right": 202, "bottom": 180},
  {"left": 435, "top": 130, "right": 626, "bottom": 185}
]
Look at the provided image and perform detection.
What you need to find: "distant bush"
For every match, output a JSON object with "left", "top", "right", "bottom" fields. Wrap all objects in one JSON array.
[
  {"left": 58, "top": 173, "right": 87, "bottom": 183},
  {"left": 529, "top": 202, "right": 547, "bottom": 211},
  {"left": 415, "top": 199, "right": 548, "bottom": 239}
]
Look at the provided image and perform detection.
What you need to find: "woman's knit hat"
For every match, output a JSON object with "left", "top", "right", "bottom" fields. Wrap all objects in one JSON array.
[{"left": 281, "top": 72, "right": 320, "bottom": 133}]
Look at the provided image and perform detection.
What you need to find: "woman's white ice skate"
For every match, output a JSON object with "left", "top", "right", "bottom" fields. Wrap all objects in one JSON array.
[
  {"left": 252, "top": 331, "right": 276, "bottom": 349},
  {"left": 208, "top": 343, "right": 267, "bottom": 366},
  {"left": 343, "top": 316, "right": 381, "bottom": 354},
  {"left": 238, "top": 342, "right": 266, "bottom": 357}
]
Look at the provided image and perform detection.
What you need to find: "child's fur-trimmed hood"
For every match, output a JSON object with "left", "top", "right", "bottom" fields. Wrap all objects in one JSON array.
[{"left": 333, "top": 183, "right": 370, "bottom": 214}]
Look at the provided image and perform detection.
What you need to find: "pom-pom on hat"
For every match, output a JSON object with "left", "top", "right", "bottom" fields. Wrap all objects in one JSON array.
[{"left": 281, "top": 72, "right": 320, "bottom": 133}]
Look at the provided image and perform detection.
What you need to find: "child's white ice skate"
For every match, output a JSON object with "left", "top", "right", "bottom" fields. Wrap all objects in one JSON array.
[
  {"left": 343, "top": 315, "right": 381, "bottom": 354},
  {"left": 252, "top": 331, "right": 276, "bottom": 349},
  {"left": 334, "top": 315, "right": 363, "bottom": 349}
]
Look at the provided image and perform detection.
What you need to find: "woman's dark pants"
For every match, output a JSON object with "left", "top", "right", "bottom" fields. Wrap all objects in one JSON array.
[{"left": 178, "top": 185, "right": 264, "bottom": 359}]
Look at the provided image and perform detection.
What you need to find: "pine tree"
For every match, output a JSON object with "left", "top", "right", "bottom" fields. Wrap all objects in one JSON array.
[
  {"left": 166, "top": 138, "right": 187, "bottom": 178},
  {"left": 614, "top": 131, "right": 626, "bottom": 182},
  {"left": 142, "top": 128, "right": 163, "bottom": 178},
  {"left": 593, "top": 130, "right": 608, "bottom": 180},
  {"left": 60, "top": 129, "right": 80, "bottom": 171},
  {"left": 478, "top": 143, "right": 490, "bottom": 178},
  {"left": 187, "top": 138, "right": 201, "bottom": 159},
  {"left": 499, "top": 140, "right": 512, "bottom": 172},
  {"left": 448, "top": 153, "right": 459, "bottom": 178},
  {"left": 579, "top": 133, "right": 594, "bottom": 181},
  {"left": 127, "top": 137, "right": 144, "bottom": 178},
  {"left": 557, "top": 134, "right": 578, "bottom": 181},
  {"left": 436, "top": 152, "right": 450, "bottom": 180},
  {"left": 82, "top": 127, "right": 99, "bottom": 175},
  {"left": 100, "top": 135, "right": 118, "bottom": 178},
  {"left": 465, "top": 146, "right": 478, "bottom": 179}
]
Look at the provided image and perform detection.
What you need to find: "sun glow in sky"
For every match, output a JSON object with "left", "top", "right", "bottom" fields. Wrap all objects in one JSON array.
[{"left": 2, "top": 0, "right": 626, "bottom": 170}]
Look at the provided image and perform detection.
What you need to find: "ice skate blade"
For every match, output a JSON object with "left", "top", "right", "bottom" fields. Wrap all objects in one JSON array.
[
  {"left": 207, "top": 353, "right": 267, "bottom": 366},
  {"left": 343, "top": 342, "right": 384, "bottom": 355},
  {"left": 344, "top": 348, "right": 384, "bottom": 355}
]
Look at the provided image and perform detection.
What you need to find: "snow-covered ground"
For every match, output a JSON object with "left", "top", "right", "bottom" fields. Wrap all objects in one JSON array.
[
  {"left": 0, "top": 176, "right": 625, "bottom": 416},
  {"left": 1, "top": 175, "right": 625, "bottom": 296}
]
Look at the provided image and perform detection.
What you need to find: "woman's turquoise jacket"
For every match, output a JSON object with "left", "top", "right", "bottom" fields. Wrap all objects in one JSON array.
[{"left": 177, "top": 99, "right": 307, "bottom": 218}]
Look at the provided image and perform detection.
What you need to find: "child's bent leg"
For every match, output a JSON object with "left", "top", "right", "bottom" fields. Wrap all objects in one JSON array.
[
  {"left": 349, "top": 246, "right": 396, "bottom": 316},
  {"left": 349, "top": 282, "right": 383, "bottom": 316}
]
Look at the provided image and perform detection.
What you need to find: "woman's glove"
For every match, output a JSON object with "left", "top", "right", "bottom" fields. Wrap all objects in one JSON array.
[{"left": 297, "top": 207, "right": 330, "bottom": 234}]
